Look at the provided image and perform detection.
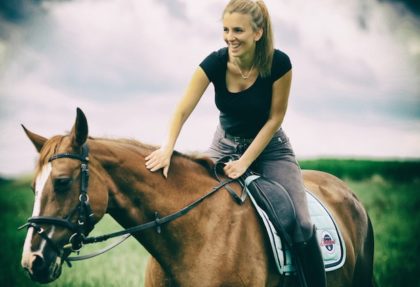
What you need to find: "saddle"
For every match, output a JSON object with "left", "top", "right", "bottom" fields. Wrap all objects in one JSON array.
[
  {"left": 213, "top": 156, "right": 346, "bottom": 275},
  {"left": 245, "top": 175, "right": 346, "bottom": 275},
  {"left": 213, "top": 156, "right": 297, "bottom": 247},
  {"left": 244, "top": 174, "right": 296, "bottom": 247}
]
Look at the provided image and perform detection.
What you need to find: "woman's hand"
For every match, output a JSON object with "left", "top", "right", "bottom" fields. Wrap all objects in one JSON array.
[
  {"left": 223, "top": 158, "right": 250, "bottom": 179},
  {"left": 145, "top": 147, "right": 173, "bottom": 178}
]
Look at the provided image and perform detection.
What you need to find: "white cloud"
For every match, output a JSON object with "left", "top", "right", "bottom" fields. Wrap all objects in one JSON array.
[{"left": 0, "top": 0, "right": 419, "bottom": 177}]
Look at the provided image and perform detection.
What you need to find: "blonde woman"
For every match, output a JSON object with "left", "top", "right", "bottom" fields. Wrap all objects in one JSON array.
[{"left": 145, "top": 1, "right": 326, "bottom": 285}]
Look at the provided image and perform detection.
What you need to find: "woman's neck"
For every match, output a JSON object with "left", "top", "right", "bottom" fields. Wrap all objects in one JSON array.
[{"left": 230, "top": 49, "right": 255, "bottom": 70}]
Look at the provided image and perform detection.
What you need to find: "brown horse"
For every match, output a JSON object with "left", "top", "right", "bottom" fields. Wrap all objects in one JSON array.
[{"left": 20, "top": 108, "right": 375, "bottom": 286}]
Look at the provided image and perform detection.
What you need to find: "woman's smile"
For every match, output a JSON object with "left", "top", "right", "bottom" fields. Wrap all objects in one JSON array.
[{"left": 229, "top": 42, "right": 242, "bottom": 53}]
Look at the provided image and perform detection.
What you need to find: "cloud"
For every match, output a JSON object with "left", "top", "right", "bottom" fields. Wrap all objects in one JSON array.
[
  {"left": 1, "top": 0, "right": 419, "bottom": 177},
  {"left": 157, "top": 0, "right": 188, "bottom": 21},
  {"left": 381, "top": 0, "right": 420, "bottom": 16},
  {"left": 274, "top": 0, "right": 420, "bottom": 123},
  {"left": 0, "top": 0, "right": 42, "bottom": 23}
]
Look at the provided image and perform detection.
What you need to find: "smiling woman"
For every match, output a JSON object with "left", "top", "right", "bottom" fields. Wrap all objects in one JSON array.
[{"left": 144, "top": 0, "right": 328, "bottom": 286}]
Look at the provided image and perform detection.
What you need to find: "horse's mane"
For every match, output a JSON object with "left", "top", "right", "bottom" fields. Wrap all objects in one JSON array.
[
  {"left": 35, "top": 135, "right": 216, "bottom": 176},
  {"left": 106, "top": 137, "right": 216, "bottom": 175},
  {"left": 36, "top": 135, "right": 64, "bottom": 174}
]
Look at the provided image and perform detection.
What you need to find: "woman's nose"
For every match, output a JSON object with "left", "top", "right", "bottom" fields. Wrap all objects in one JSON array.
[
  {"left": 228, "top": 34, "right": 236, "bottom": 41},
  {"left": 225, "top": 31, "right": 235, "bottom": 42}
]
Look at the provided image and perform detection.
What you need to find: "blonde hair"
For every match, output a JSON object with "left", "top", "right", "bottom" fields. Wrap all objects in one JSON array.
[{"left": 223, "top": 0, "right": 274, "bottom": 78}]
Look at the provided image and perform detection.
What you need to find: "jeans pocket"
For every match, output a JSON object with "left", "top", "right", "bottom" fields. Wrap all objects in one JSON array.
[
  {"left": 273, "top": 128, "right": 289, "bottom": 144},
  {"left": 260, "top": 137, "right": 295, "bottom": 161}
]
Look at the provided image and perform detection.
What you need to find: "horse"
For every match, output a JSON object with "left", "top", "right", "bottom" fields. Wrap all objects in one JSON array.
[{"left": 20, "top": 108, "right": 375, "bottom": 286}]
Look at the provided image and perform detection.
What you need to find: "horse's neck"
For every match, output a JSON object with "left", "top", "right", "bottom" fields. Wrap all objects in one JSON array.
[
  {"left": 90, "top": 140, "right": 274, "bottom": 285},
  {"left": 91, "top": 139, "right": 219, "bottom": 257}
]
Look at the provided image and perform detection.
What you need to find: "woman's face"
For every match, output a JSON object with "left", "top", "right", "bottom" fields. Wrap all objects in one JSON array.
[{"left": 223, "top": 12, "right": 262, "bottom": 59}]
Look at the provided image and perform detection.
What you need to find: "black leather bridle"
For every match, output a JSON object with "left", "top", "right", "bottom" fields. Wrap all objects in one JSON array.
[
  {"left": 19, "top": 144, "right": 240, "bottom": 264},
  {"left": 19, "top": 144, "right": 93, "bottom": 257}
]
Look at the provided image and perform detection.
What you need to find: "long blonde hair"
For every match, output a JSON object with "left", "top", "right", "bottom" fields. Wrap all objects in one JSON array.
[{"left": 223, "top": 0, "right": 274, "bottom": 78}]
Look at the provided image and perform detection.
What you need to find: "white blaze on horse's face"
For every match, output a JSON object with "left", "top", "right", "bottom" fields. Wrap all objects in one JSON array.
[
  {"left": 34, "top": 163, "right": 52, "bottom": 216},
  {"left": 21, "top": 163, "right": 53, "bottom": 273}
]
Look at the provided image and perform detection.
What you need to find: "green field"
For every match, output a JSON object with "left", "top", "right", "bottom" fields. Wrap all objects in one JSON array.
[{"left": 1, "top": 159, "right": 419, "bottom": 287}]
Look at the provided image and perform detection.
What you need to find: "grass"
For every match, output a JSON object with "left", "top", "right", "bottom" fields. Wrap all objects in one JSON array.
[
  {"left": 0, "top": 178, "right": 148, "bottom": 287},
  {"left": 1, "top": 159, "right": 419, "bottom": 286},
  {"left": 346, "top": 177, "right": 420, "bottom": 287}
]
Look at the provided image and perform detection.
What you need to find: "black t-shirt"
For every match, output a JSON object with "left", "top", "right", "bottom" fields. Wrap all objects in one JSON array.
[{"left": 199, "top": 47, "right": 292, "bottom": 138}]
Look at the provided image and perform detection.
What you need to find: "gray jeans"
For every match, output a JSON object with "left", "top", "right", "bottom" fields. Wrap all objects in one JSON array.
[{"left": 206, "top": 125, "right": 313, "bottom": 242}]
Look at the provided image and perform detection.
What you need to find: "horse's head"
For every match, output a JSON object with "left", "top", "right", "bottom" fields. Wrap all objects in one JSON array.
[{"left": 20, "top": 108, "right": 109, "bottom": 283}]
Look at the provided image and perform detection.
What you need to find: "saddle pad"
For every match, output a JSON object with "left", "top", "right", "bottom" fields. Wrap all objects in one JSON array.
[
  {"left": 306, "top": 190, "right": 346, "bottom": 271},
  {"left": 246, "top": 185, "right": 346, "bottom": 274}
]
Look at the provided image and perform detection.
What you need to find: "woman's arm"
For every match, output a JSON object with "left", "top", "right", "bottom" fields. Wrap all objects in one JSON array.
[
  {"left": 224, "top": 69, "right": 292, "bottom": 178},
  {"left": 145, "top": 67, "right": 210, "bottom": 177}
]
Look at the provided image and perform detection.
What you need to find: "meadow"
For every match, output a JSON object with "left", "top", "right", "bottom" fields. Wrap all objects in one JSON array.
[{"left": 1, "top": 159, "right": 419, "bottom": 287}]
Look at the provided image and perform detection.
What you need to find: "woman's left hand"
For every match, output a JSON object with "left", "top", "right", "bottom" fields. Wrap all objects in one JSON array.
[{"left": 223, "top": 159, "right": 250, "bottom": 179}]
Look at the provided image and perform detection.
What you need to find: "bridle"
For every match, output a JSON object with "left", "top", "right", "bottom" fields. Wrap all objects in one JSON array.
[
  {"left": 19, "top": 144, "right": 93, "bottom": 262},
  {"left": 19, "top": 144, "right": 241, "bottom": 265}
]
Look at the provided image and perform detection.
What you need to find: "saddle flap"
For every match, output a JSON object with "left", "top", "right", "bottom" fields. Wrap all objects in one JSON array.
[
  {"left": 245, "top": 175, "right": 296, "bottom": 246},
  {"left": 245, "top": 175, "right": 346, "bottom": 275}
]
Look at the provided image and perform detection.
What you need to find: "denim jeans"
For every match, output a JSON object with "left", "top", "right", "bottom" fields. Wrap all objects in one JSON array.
[{"left": 206, "top": 125, "right": 313, "bottom": 242}]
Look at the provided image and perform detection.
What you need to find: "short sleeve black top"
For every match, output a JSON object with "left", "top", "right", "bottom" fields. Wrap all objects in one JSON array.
[{"left": 199, "top": 47, "right": 292, "bottom": 138}]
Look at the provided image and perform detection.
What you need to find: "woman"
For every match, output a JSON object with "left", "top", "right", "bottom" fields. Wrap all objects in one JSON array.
[{"left": 145, "top": 0, "right": 326, "bottom": 286}]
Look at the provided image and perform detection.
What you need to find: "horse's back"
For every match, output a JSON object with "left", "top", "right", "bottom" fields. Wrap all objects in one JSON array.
[{"left": 302, "top": 170, "right": 375, "bottom": 287}]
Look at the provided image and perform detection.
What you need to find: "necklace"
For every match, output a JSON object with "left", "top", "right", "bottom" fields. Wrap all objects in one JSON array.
[{"left": 235, "top": 61, "right": 254, "bottom": 79}]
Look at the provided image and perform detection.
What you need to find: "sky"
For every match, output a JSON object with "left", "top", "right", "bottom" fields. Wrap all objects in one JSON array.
[{"left": 0, "top": 0, "right": 419, "bottom": 177}]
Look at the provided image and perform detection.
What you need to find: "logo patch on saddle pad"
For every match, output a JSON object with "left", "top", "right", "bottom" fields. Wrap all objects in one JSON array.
[
  {"left": 245, "top": 175, "right": 346, "bottom": 275},
  {"left": 321, "top": 231, "right": 336, "bottom": 253}
]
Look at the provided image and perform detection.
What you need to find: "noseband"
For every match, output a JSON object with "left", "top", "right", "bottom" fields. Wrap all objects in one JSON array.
[
  {"left": 19, "top": 144, "right": 241, "bottom": 264},
  {"left": 19, "top": 144, "right": 93, "bottom": 257}
]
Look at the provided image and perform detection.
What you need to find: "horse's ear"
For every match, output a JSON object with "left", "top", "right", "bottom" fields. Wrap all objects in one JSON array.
[
  {"left": 22, "top": 125, "right": 47, "bottom": 153},
  {"left": 70, "top": 108, "right": 89, "bottom": 147}
]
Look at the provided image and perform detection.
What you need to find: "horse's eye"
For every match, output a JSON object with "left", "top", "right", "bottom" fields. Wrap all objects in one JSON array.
[{"left": 54, "top": 177, "right": 73, "bottom": 193}]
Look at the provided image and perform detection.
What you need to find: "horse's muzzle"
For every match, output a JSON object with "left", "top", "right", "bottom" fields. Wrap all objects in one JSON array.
[{"left": 22, "top": 252, "right": 63, "bottom": 283}]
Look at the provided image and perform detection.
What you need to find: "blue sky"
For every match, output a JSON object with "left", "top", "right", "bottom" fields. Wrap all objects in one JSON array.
[{"left": 0, "top": 0, "right": 419, "bottom": 177}]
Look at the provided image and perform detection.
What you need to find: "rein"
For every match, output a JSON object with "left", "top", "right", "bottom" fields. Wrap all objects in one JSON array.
[{"left": 19, "top": 144, "right": 238, "bottom": 264}]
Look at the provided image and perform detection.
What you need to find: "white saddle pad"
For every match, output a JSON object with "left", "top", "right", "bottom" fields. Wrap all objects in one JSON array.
[{"left": 245, "top": 177, "right": 346, "bottom": 275}]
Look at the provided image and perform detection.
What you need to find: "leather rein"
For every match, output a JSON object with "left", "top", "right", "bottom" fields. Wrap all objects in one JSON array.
[{"left": 19, "top": 144, "right": 242, "bottom": 265}]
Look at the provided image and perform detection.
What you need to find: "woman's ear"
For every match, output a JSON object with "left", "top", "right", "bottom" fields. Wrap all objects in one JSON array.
[{"left": 255, "top": 28, "right": 263, "bottom": 42}]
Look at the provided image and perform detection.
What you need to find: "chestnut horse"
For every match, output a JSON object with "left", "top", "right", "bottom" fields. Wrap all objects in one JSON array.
[{"left": 20, "top": 108, "right": 375, "bottom": 286}]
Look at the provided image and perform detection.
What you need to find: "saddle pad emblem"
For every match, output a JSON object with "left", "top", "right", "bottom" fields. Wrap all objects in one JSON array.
[{"left": 320, "top": 231, "right": 336, "bottom": 254}]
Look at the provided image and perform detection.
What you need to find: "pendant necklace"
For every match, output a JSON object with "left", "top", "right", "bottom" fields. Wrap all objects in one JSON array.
[{"left": 235, "top": 61, "right": 254, "bottom": 80}]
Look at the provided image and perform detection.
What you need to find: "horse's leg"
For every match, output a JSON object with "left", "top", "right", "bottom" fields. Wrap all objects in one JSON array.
[
  {"left": 352, "top": 215, "right": 376, "bottom": 287},
  {"left": 144, "top": 256, "right": 172, "bottom": 287}
]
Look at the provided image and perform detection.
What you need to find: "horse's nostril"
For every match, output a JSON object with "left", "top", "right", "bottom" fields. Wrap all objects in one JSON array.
[{"left": 32, "top": 254, "right": 46, "bottom": 272}]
